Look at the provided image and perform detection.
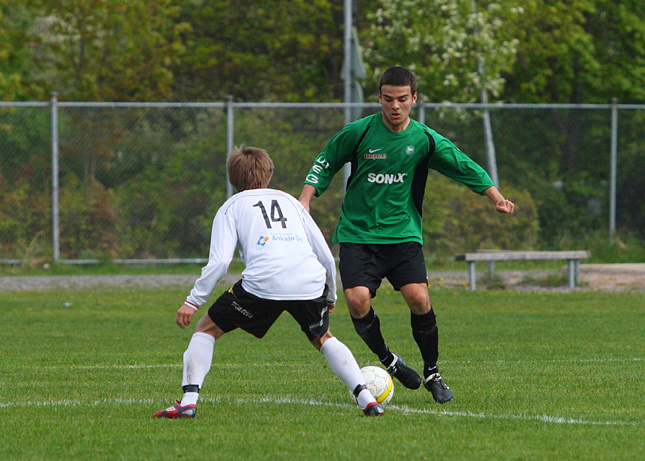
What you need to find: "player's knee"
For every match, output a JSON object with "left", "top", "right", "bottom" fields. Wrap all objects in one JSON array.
[
  {"left": 405, "top": 296, "right": 428, "bottom": 313},
  {"left": 311, "top": 330, "right": 333, "bottom": 351},
  {"left": 344, "top": 287, "right": 371, "bottom": 316},
  {"left": 195, "top": 315, "right": 225, "bottom": 339},
  {"left": 402, "top": 289, "right": 430, "bottom": 314}
]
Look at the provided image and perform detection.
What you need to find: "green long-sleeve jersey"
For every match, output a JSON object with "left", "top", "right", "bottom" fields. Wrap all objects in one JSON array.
[{"left": 304, "top": 112, "right": 495, "bottom": 244}]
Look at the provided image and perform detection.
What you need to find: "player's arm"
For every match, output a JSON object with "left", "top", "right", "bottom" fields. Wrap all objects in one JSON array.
[
  {"left": 483, "top": 185, "right": 515, "bottom": 214},
  {"left": 428, "top": 136, "right": 514, "bottom": 214},
  {"left": 301, "top": 208, "right": 338, "bottom": 308},
  {"left": 300, "top": 122, "right": 363, "bottom": 208},
  {"left": 428, "top": 135, "right": 495, "bottom": 193},
  {"left": 177, "top": 206, "right": 237, "bottom": 328},
  {"left": 298, "top": 184, "right": 317, "bottom": 212}
]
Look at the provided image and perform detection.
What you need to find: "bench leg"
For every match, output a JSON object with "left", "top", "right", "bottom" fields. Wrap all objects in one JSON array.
[
  {"left": 567, "top": 260, "right": 576, "bottom": 289},
  {"left": 468, "top": 262, "right": 477, "bottom": 291},
  {"left": 575, "top": 260, "right": 580, "bottom": 283},
  {"left": 487, "top": 261, "right": 495, "bottom": 278}
]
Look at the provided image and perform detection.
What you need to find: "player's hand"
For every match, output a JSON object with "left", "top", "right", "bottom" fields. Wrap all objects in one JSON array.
[
  {"left": 176, "top": 303, "right": 196, "bottom": 329},
  {"left": 495, "top": 198, "right": 515, "bottom": 214},
  {"left": 327, "top": 303, "right": 336, "bottom": 313}
]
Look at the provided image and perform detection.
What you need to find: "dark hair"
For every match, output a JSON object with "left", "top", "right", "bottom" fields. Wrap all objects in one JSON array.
[
  {"left": 378, "top": 66, "right": 417, "bottom": 94},
  {"left": 227, "top": 145, "right": 274, "bottom": 192}
]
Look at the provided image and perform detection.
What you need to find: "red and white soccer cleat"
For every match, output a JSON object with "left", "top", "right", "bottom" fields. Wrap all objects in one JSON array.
[{"left": 153, "top": 400, "right": 196, "bottom": 419}]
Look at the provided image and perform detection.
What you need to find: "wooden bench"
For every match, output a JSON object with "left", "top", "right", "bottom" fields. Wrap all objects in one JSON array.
[{"left": 454, "top": 250, "right": 591, "bottom": 290}]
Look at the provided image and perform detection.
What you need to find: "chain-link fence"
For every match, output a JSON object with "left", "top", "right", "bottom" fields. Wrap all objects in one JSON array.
[{"left": 1, "top": 99, "right": 643, "bottom": 264}]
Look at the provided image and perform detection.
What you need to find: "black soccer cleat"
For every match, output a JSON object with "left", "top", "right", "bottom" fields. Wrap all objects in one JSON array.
[
  {"left": 424, "top": 372, "right": 453, "bottom": 404},
  {"left": 382, "top": 352, "right": 422, "bottom": 390},
  {"left": 363, "top": 401, "right": 384, "bottom": 417}
]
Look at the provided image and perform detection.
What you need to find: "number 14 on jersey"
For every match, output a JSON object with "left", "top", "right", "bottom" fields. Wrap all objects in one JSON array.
[{"left": 253, "top": 200, "right": 288, "bottom": 229}]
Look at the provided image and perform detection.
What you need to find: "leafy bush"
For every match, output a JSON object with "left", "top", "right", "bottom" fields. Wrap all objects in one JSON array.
[
  {"left": 546, "top": 230, "right": 645, "bottom": 263},
  {"left": 58, "top": 175, "right": 119, "bottom": 259},
  {"left": 533, "top": 175, "right": 606, "bottom": 244},
  {"left": 0, "top": 175, "right": 50, "bottom": 259},
  {"left": 112, "top": 146, "right": 226, "bottom": 259},
  {"left": 422, "top": 174, "right": 539, "bottom": 257}
]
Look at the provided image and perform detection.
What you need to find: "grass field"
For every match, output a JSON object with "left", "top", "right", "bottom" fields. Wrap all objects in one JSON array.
[{"left": 1, "top": 285, "right": 643, "bottom": 459}]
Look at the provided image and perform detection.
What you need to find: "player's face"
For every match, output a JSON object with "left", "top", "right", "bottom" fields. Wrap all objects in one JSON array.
[{"left": 379, "top": 85, "right": 417, "bottom": 132}]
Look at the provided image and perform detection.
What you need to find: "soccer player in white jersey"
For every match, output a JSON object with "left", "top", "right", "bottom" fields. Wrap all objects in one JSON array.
[{"left": 154, "top": 145, "right": 383, "bottom": 418}]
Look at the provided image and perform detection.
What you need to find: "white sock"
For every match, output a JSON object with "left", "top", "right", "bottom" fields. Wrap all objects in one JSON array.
[
  {"left": 319, "top": 336, "right": 376, "bottom": 410},
  {"left": 180, "top": 392, "right": 199, "bottom": 406},
  {"left": 180, "top": 332, "right": 215, "bottom": 406}
]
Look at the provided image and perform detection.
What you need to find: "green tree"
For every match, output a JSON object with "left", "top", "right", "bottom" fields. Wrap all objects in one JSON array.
[
  {"left": 501, "top": 0, "right": 645, "bottom": 104},
  {"left": 30, "top": 0, "right": 186, "bottom": 101},
  {"left": 589, "top": 1, "right": 645, "bottom": 103},
  {"left": 0, "top": 2, "right": 43, "bottom": 100},
  {"left": 362, "top": 0, "right": 521, "bottom": 102},
  {"left": 171, "top": 0, "right": 345, "bottom": 101}
]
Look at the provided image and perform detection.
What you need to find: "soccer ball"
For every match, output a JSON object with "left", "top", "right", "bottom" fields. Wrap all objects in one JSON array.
[{"left": 350, "top": 365, "right": 394, "bottom": 406}]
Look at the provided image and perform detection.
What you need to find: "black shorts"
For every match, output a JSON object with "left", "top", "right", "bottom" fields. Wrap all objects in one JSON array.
[
  {"left": 339, "top": 242, "right": 428, "bottom": 297},
  {"left": 207, "top": 280, "right": 330, "bottom": 341}
]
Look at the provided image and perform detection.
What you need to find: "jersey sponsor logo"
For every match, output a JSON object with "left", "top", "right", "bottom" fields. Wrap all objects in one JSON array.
[
  {"left": 364, "top": 153, "right": 387, "bottom": 159},
  {"left": 406, "top": 145, "right": 415, "bottom": 155},
  {"left": 367, "top": 172, "right": 408, "bottom": 184},
  {"left": 315, "top": 156, "right": 331, "bottom": 169},
  {"left": 271, "top": 233, "right": 303, "bottom": 243},
  {"left": 258, "top": 234, "right": 303, "bottom": 245},
  {"left": 306, "top": 156, "right": 332, "bottom": 184}
]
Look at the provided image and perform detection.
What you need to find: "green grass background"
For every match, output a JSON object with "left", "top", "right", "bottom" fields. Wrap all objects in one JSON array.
[{"left": 1, "top": 285, "right": 643, "bottom": 459}]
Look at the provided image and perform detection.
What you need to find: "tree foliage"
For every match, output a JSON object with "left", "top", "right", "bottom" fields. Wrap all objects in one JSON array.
[
  {"left": 27, "top": 0, "right": 186, "bottom": 101},
  {"left": 0, "top": 2, "right": 43, "bottom": 99},
  {"left": 170, "top": 0, "right": 345, "bottom": 101},
  {"left": 500, "top": 0, "right": 645, "bottom": 104},
  {"left": 363, "top": 0, "right": 521, "bottom": 102},
  {"left": 3, "top": 0, "right": 644, "bottom": 104}
]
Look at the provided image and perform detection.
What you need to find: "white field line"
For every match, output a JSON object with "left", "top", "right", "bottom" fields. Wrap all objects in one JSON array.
[
  {"left": 449, "top": 357, "right": 644, "bottom": 365},
  {"left": 0, "top": 395, "right": 639, "bottom": 427},
  {"left": 19, "top": 357, "right": 643, "bottom": 371}
]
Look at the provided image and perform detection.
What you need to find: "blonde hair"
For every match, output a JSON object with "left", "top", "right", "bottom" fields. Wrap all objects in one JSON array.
[{"left": 227, "top": 145, "right": 274, "bottom": 192}]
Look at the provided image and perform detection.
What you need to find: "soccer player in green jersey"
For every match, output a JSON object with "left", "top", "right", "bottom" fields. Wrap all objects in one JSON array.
[{"left": 299, "top": 66, "right": 514, "bottom": 404}]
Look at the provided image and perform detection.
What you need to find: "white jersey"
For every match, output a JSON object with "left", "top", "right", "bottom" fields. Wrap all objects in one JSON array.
[{"left": 185, "top": 188, "right": 337, "bottom": 308}]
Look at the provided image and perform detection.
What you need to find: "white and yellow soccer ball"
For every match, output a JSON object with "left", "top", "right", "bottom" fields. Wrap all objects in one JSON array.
[{"left": 351, "top": 365, "right": 394, "bottom": 406}]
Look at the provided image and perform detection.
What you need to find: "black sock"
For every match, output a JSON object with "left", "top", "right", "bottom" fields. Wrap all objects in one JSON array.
[
  {"left": 351, "top": 307, "right": 391, "bottom": 362},
  {"left": 411, "top": 309, "right": 439, "bottom": 376}
]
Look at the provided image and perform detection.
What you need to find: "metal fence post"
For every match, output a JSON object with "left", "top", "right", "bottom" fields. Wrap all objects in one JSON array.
[
  {"left": 51, "top": 92, "right": 60, "bottom": 263},
  {"left": 609, "top": 98, "right": 618, "bottom": 246},
  {"left": 226, "top": 95, "right": 234, "bottom": 198},
  {"left": 418, "top": 96, "right": 426, "bottom": 125}
]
